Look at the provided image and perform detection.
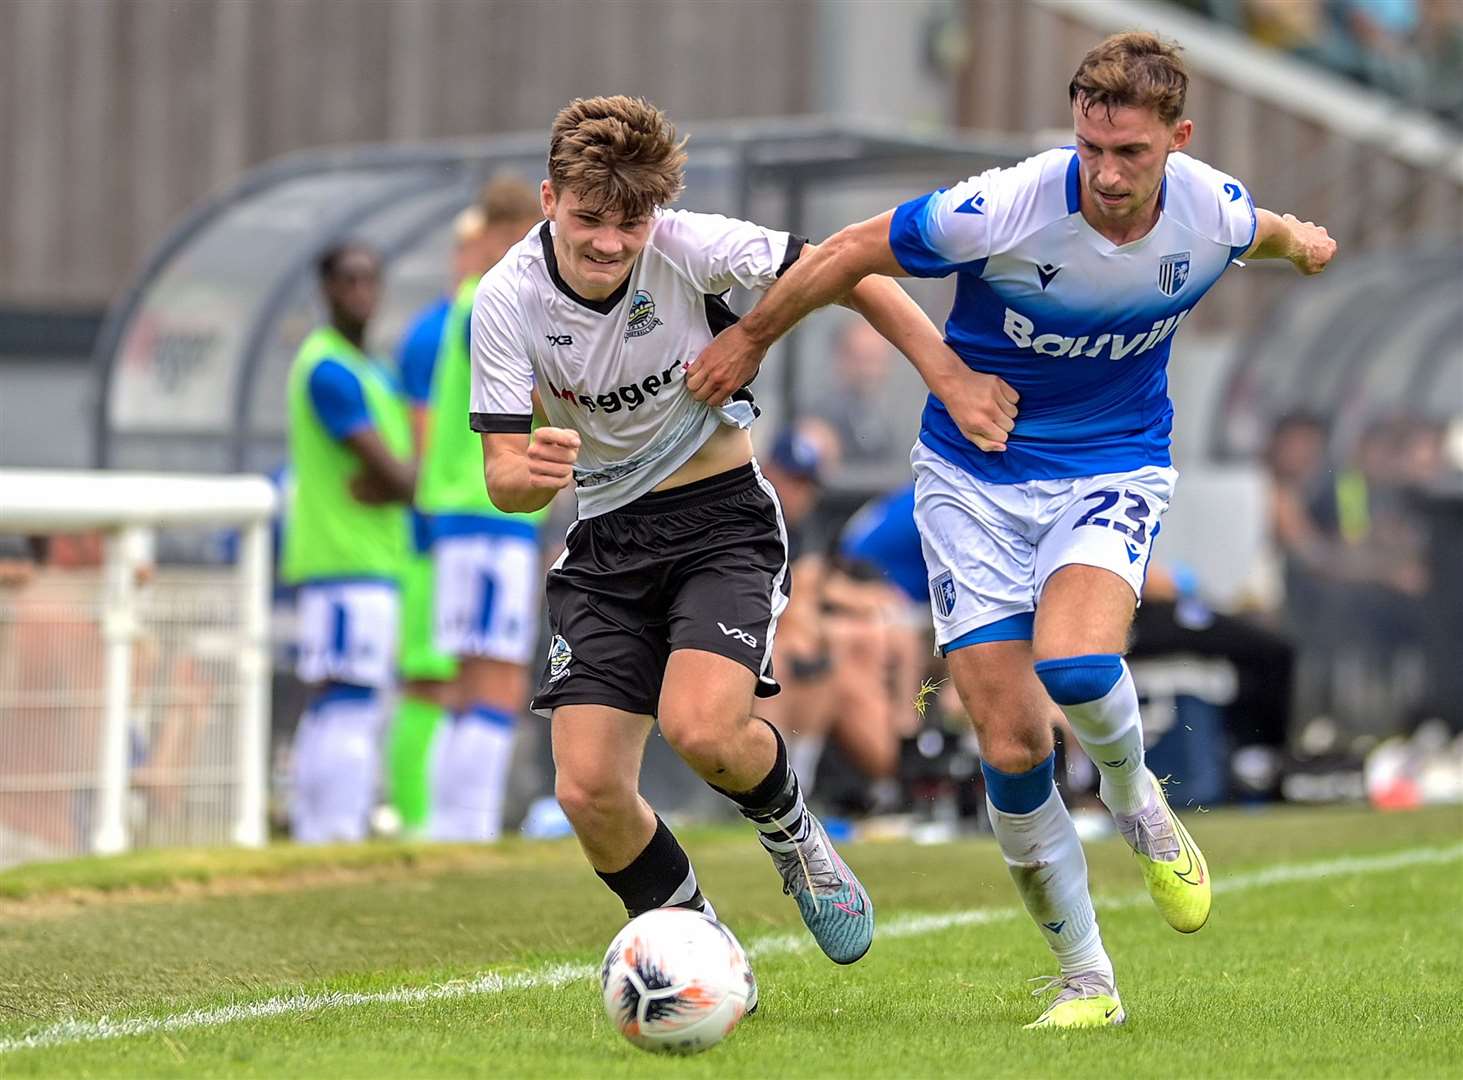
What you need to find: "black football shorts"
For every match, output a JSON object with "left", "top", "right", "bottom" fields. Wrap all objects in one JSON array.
[{"left": 531, "top": 462, "right": 790, "bottom": 718}]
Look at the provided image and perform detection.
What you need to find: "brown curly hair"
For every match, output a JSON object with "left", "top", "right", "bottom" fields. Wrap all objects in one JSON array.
[
  {"left": 1069, "top": 32, "right": 1189, "bottom": 126},
  {"left": 547, "top": 96, "right": 688, "bottom": 221}
]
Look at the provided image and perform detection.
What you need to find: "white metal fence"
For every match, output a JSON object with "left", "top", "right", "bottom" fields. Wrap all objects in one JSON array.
[{"left": 0, "top": 471, "right": 274, "bottom": 868}]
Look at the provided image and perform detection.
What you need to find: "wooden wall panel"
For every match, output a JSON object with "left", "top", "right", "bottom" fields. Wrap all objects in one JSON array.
[{"left": 0, "top": 0, "right": 819, "bottom": 305}]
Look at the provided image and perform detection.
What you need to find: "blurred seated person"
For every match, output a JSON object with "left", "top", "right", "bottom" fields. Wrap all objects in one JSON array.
[
  {"left": 1310, "top": 418, "right": 1431, "bottom": 657},
  {"left": 838, "top": 485, "right": 1300, "bottom": 799},
  {"left": 1130, "top": 563, "right": 1296, "bottom": 765},
  {"left": 0, "top": 533, "right": 212, "bottom": 855},
  {"left": 756, "top": 427, "right": 915, "bottom": 799},
  {"left": 809, "top": 319, "right": 909, "bottom": 467}
]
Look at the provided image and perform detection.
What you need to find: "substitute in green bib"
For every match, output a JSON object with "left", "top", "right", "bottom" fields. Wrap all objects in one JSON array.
[
  {"left": 283, "top": 242, "right": 415, "bottom": 844},
  {"left": 415, "top": 176, "right": 547, "bottom": 843},
  {"left": 386, "top": 206, "right": 486, "bottom": 838}
]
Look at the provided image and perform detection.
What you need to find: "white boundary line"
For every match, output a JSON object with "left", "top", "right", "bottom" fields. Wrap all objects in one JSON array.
[{"left": 2, "top": 842, "right": 1459, "bottom": 1056}]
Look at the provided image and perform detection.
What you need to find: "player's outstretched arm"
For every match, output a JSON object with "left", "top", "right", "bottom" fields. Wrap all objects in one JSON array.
[
  {"left": 688, "top": 211, "right": 1018, "bottom": 451},
  {"left": 1244, "top": 208, "right": 1337, "bottom": 275},
  {"left": 842, "top": 272, "right": 1018, "bottom": 453},
  {"left": 686, "top": 213, "right": 899, "bottom": 407},
  {"left": 481, "top": 427, "right": 578, "bottom": 514}
]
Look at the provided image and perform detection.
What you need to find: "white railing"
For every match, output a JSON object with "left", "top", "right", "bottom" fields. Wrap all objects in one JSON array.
[{"left": 0, "top": 470, "right": 275, "bottom": 866}]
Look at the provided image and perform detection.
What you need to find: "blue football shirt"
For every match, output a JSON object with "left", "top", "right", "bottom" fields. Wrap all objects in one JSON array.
[{"left": 889, "top": 148, "right": 1257, "bottom": 483}]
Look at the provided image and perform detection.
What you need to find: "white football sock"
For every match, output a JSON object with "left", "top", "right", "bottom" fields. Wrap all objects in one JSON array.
[
  {"left": 1058, "top": 661, "right": 1151, "bottom": 816},
  {"left": 428, "top": 708, "right": 517, "bottom": 842},
  {"left": 787, "top": 732, "right": 827, "bottom": 794},
  {"left": 289, "top": 691, "right": 383, "bottom": 844},
  {"left": 987, "top": 788, "right": 1113, "bottom": 981}
]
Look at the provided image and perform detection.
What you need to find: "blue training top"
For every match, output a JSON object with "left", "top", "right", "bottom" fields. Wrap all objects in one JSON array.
[{"left": 839, "top": 485, "right": 929, "bottom": 604}]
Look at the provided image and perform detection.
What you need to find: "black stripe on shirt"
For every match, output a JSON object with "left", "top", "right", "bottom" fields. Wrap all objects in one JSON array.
[
  {"left": 470, "top": 412, "right": 532, "bottom": 434},
  {"left": 777, "top": 234, "right": 808, "bottom": 277}
]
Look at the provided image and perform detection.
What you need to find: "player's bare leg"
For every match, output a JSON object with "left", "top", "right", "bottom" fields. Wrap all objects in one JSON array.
[
  {"left": 1034, "top": 565, "right": 1211, "bottom": 933},
  {"left": 660, "top": 649, "right": 875, "bottom": 964},
  {"left": 946, "top": 639, "right": 1123, "bottom": 1027},
  {"left": 552, "top": 703, "right": 719, "bottom": 922}
]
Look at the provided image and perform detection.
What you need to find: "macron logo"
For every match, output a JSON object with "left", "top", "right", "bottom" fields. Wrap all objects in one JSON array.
[
  {"left": 955, "top": 192, "right": 986, "bottom": 215},
  {"left": 717, "top": 622, "right": 758, "bottom": 649}
]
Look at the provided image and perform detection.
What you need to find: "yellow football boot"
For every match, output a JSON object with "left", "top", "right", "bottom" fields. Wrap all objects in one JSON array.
[
  {"left": 1023, "top": 973, "right": 1126, "bottom": 1029},
  {"left": 1114, "top": 770, "right": 1212, "bottom": 933}
]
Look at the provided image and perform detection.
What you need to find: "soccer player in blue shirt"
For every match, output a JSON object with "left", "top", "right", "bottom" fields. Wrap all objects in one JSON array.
[{"left": 689, "top": 32, "right": 1336, "bottom": 1027}]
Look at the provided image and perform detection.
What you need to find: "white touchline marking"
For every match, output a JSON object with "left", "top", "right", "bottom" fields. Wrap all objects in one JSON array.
[{"left": 2, "top": 842, "right": 1459, "bottom": 1055}]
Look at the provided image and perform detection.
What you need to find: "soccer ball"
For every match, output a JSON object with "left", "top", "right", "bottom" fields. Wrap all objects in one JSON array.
[{"left": 600, "top": 907, "right": 754, "bottom": 1054}]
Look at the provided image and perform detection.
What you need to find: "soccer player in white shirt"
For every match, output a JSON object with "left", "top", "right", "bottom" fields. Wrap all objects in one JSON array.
[
  {"left": 470, "top": 96, "right": 1010, "bottom": 971},
  {"left": 689, "top": 33, "right": 1336, "bottom": 1027}
]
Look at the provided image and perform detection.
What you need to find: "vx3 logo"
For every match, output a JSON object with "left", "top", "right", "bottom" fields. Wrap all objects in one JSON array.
[
  {"left": 717, "top": 622, "right": 758, "bottom": 648},
  {"left": 545, "top": 334, "right": 573, "bottom": 347}
]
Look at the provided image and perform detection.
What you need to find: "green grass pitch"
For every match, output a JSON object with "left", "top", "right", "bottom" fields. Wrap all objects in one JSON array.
[{"left": 0, "top": 805, "right": 1459, "bottom": 1077}]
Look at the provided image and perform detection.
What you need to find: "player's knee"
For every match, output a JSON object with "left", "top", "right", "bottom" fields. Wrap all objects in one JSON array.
[
  {"left": 554, "top": 770, "right": 637, "bottom": 830},
  {"left": 1033, "top": 654, "right": 1124, "bottom": 705},
  {"left": 980, "top": 731, "right": 1051, "bottom": 775},
  {"left": 659, "top": 717, "right": 732, "bottom": 775}
]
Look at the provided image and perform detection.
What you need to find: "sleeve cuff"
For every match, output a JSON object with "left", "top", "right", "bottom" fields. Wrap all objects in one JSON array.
[
  {"left": 776, "top": 234, "right": 807, "bottom": 278},
  {"left": 470, "top": 412, "right": 533, "bottom": 434},
  {"left": 889, "top": 194, "right": 959, "bottom": 278}
]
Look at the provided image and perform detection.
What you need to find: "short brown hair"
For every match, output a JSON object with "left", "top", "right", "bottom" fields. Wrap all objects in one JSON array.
[
  {"left": 476, "top": 173, "right": 541, "bottom": 227},
  {"left": 546, "top": 96, "right": 687, "bottom": 220},
  {"left": 1069, "top": 32, "right": 1188, "bottom": 126}
]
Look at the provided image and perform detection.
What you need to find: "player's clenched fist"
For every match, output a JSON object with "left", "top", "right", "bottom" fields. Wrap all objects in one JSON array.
[
  {"left": 1286, "top": 214, "right": 1337, "bottom": 276},
  {"left": 941, "top": 370, "right": 1020, "bottom": 453},
  {"left": 526, "top": 426, "right": 580, "bottom": 490}
]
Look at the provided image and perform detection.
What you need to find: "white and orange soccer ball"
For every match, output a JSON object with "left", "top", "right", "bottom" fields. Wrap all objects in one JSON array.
[{"left": 600, "top": 907, "right": 754, "bottom": 1055}]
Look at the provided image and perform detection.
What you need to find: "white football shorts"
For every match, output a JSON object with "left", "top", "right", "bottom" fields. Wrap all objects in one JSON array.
[
  {"left": 433, "top": 532, "right": 540, "bottom": 665},
  {"left": 911, "top": 441, "right": 1176, "bottom": 648},
  {"left": 295, "top": 580, "right": 400, "bottom": 688}
]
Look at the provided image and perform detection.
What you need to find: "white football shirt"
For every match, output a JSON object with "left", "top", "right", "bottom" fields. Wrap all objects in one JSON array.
[{"left": 470, "top": 211, "right": 801, "bottom": 517}]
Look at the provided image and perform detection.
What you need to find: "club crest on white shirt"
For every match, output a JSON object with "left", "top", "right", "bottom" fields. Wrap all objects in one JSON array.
[{"left": 624, "top": 289, "right": 662, "bottom": 339}]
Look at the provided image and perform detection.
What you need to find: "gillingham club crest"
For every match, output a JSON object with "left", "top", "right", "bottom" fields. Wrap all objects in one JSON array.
[
  {"left": 1158, "top": 251, "right": 1191, "bottom": 297},
  {"left": 932, "top": 571, "right": 957, "bottom": 618},
  {"left": 624, "top": 290, "right": 662, "bottom": 339}
]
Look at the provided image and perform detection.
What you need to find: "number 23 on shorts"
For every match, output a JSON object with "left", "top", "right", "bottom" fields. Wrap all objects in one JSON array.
[{"left": 1073, "top": 488, "right": 1154, "bottom": 551}]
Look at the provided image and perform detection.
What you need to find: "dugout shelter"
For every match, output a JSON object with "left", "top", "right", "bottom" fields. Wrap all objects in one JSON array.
[{"left": 93, "top": 120, "right": 1033, "bottom": 483}]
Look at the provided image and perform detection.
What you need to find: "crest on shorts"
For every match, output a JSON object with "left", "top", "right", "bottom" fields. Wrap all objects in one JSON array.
[
  {"left": 624, "top": 290, "right": 662, "bottom": 339},
  {"left": 1157, "top": 251, "right": 1191, "bottom": 297},
  {"left": 547, "top": 634, "right": 572, "bottom": 683},
  {"left": 932, "top": 571, "right": 957, "bottom": 618}
]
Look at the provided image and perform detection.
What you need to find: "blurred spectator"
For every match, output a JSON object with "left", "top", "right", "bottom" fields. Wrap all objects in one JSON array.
[
  {"left": 282, "top": 242, "right": 416, "bottom": 844},
  {"left": 0, "top": 533, "right": 212, "bottom": 855},
  {"left": 1187, "top": 0, "right": 1463, "bottom": 123},
  {"left": 1418, "top": 0, "right": 1463, "bottom": 122},
  {"left": 1342, "top": 0, "right": 1425, "bottom": 98},
  {"left": 757, "top": 426, "right": 915, "bottom": 804},
  {"left": 1268, "top": 414, "right": 1444, "bottom": 744},
  {"left": 1264, "top": 411, "right": 1335, "bottom": 626},
  {"left": 386, "top": 206, "right": 487, "bottom": 838},
  {"left": 840, "top": 484, "right": 928, "bottom": 607},
  {"left": 1130, "top": 563, "right": 1297, "bottom": 797},
  {"left": 413, "top": 175, "right": 548, "bottom": 844},
  {"left": 809, "top": 319, "right": 909, "bottom": 467}
]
